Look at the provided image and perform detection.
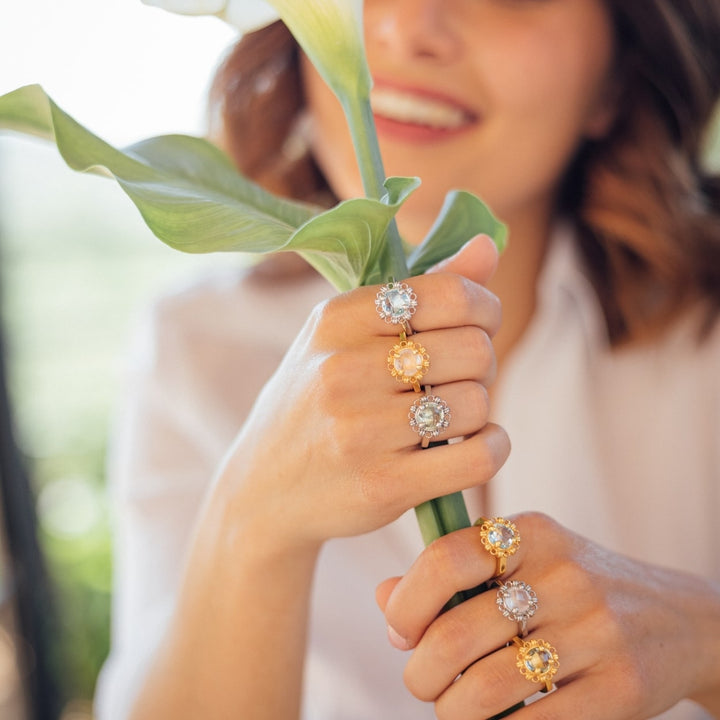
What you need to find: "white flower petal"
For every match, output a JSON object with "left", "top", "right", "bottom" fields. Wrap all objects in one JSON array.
[
  {"left": 221, "top": 0, "right": 279, "bottom": 32},
  {"left": 141, "top": 0, "right": 279, "bottom": 33}
]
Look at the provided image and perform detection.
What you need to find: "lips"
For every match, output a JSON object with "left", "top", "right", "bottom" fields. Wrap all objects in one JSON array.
[{"left": 370, "top": 82, "right": 477, "bottom": 141}]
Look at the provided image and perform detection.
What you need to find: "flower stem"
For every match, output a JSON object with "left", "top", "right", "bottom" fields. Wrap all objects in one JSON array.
[{"left": 342, "top": 95, "right": 408, "bottom": 280}]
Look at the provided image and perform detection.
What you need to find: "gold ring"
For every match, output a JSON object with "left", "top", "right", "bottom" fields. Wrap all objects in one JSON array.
[
  {"left": 513, "top": 636, "right": 559, "bottom": 693},
  {"left": 475, "top": 516, "right": 521, "bottom": 577},
  {"left": 387, "top": 339, "right": 429, "bottom": 393}
]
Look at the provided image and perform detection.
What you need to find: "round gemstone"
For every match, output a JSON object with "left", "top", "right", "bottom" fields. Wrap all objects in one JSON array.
[
  {"left": 377, "top": 282, "right": 417, "bottom": 323},
  {"left": 525, "top": 647, "right": 553, "bottom": 674},
  {"left": 394, "top": 348, "right": 423, "bottom": 377},
  {"left": 488, "top": 522, "right": 515, "bottom": 550},
  {"left": 503, "top": 586, "right": 532, "bottom": 615},
  {"left": 384, "top": 288, "right": 412, "bottom": 318}
]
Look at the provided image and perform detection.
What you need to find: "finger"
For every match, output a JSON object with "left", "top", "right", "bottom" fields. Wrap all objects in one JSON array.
[
  {"left": 375, "top": 577, "right": 401, "bottom": 612},
  {"left": 432, "top": 623, "right": 590, "bottom": 720},
  {"left": 339, "top": 273, "right": 501, "bottom": 339},
  {"left": 427, "top": 234, "right": 500, "bottom": 286},
  {"left": 377, "top": 326, "right": 496, "bottom": 393},
  {"left": 403, "top": 589, "right": 511, "bottom": 700},
  {"left": 383, "top": 526, "right": 501, "bottom": 649},
  {"left": 407, "top": 421, "right": 510, "bottom": 498},
  {"left": 396, "top": 381, "right": 489, "bottom": 449}
]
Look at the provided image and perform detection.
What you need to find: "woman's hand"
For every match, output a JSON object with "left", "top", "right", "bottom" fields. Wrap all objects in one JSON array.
[
  {"left": 376, "top": 512, "right": 720, "bottom": 719},
  {"left": 212, "top": 234, "right": 510, "bottom": 550}
]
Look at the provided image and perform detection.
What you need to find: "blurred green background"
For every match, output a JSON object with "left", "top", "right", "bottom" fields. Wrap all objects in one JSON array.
[{"left": 1, "top": 2, "right": 234, "bottom": 716}]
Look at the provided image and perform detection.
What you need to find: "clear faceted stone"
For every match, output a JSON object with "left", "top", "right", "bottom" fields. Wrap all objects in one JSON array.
[
  {"left": 525, "top": 647, "right": 552, "bottom": 674},
  {"left": 383, "top": 288, "right": 412, "bottom": 319},
  {"left": 394, "top": 348, "right": 423, "bottom": 377},
  {"left": 503, "top": 586, "right": 532, "bottom": 615},
  {"left": 415, "top": 401, "right": 445, "bottom": 431},
  {"left": 488, "top": 523, "right": 515, "bottom": 550}
]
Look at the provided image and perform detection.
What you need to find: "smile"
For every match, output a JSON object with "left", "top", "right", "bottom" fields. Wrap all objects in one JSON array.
[{"left": 371, "top": 86, "right": 474, "bottom": 131}]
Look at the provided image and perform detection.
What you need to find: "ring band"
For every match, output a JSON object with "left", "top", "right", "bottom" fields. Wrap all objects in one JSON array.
[
  {"left": 376, "top": 281, "right": 417, "bottom": 335},
  {"left": 496, "top": 580, "right": 538, "bottom": 637},
  {"left": 513, "top": 636, "right": 559, "bottom": 693},
  {"left": 387, "top": 339, "right": 429, "bottom": 392},
  {"left": 409, "top": 390, "right": 451, "bottom": 448},
  {"left": 475, "top": 516, "right": 521, "bottom": 577}
]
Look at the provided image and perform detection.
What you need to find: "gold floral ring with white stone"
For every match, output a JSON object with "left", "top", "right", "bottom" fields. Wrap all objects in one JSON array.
[
  {"left": 474, "top": 516, "right": 521, "bottom": 577},
  {"left": 496, "top": 579, "right": 538, "bottom": 638},
  {"left": 513, "top": 636, "right": 559, "bottom": 693},
  {"left": 375, "top": 280, "right": 417, "bottom": 337},
  {"left": 408, "top": 386, "right": 451, "bottom": 449},
  {"left": 387, "top": 339, "right": 430, "bottom": 393}
]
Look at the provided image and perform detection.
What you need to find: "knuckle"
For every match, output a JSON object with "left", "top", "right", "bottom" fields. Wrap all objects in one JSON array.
[
  {"left": 610, "top": 656, "right": 648, "bottom": 710},
  {"left": 424, "top": 534, "right": 467, "bottom": 584},
  {"left": 441, "top": 274, "right": 475, "bottom": 319},
  {"left": 467, "top": 383, "right": 490, "bottom": 425}
]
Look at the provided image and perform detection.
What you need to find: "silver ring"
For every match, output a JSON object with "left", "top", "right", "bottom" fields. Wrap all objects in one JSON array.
[
  {"left": 409, "top": 392, "right": 451, "bottom": 447},
  {"left": 496, "top": 580, "right": 538, "bottom": 638},
  {"left": 376, "top": 281, "right": 417, "bottom": 332}
]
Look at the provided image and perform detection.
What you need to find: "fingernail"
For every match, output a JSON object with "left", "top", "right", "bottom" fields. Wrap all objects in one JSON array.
[{"left": 387, "top": 625, "right": 411, "bottom": 650}]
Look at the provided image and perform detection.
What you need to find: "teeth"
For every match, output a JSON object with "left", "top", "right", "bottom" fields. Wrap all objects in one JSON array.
[{"left": 371, "top": 88, "right": 469, "bottom": 129}]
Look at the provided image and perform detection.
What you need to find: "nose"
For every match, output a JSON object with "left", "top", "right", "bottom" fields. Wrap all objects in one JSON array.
[{"left": 365, "top": 0, "right": 462, "bottom": 64}]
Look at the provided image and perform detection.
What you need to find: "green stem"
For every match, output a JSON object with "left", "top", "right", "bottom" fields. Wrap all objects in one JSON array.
[
  {"left": 343, "top": 95, "right": 408, "bottom": 280},
  {"left": 342, "top": 84, "right": 523, "bottom": 718}
]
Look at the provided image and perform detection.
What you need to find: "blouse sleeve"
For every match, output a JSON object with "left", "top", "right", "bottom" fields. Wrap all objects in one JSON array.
[{"left": 93, "top": 270, "right": 321, "bottom": 719}]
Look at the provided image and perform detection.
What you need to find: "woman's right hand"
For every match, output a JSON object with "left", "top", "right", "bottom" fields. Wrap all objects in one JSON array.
[{"left": 212, "top": 234, "right": 510, "bottom": 550}]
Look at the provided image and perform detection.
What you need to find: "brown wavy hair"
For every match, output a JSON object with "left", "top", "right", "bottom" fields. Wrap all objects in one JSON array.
[{"left": 209, "top": 2, "right": 720, "bottom": 344}]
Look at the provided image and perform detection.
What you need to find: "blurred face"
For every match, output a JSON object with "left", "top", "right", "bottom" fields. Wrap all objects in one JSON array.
[{"left": 301, "top": 0, "right": 617, "bottom": 244}]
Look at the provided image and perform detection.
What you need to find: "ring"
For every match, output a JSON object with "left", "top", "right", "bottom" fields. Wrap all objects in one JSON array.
[
  {"left": 387, "top": 339, "right": 430, "bottom": 392},
  {"left": 513, "top": 636, "right": 559, "bottom": 693},
  {"left": 409, "top": 391, "right": 451, "bottom": 448},
  {"left": 475, "top": 516, "right": 521, "bottom": 577},
  {"left": 376, "top": 280, "right": 417, "bottom": 335},
  {"left": 496, "top": 580, "right": 538, "bottom": 637}
]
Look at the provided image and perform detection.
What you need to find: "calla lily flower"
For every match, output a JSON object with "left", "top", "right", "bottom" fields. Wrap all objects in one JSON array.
[{"left": 141, "top": 0, "right": 279, "bottom": 34}]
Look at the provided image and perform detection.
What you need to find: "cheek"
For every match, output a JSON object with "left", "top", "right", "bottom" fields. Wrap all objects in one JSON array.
[{"left": 300, "top": 57, "right": 363, "bottom": 200}]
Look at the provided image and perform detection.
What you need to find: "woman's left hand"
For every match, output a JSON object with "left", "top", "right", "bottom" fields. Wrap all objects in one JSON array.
[{"left": 376, "top": 512, "right": 720, "bottom": 719}]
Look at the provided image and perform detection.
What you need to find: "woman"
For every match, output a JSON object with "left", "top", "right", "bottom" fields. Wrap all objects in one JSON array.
[{"left": 95, "top": 1, "right": 720, "bottom": 718}]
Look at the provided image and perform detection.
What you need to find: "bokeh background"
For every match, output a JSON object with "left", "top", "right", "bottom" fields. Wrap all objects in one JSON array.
[
  {"left": 0, "top": 1, "right": 236, "bottom": 716},
  {"left": 1, "top": 2, "right": 720, "bottom": 719}
]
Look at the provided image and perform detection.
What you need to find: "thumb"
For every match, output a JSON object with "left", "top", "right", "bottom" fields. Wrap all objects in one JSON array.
[{"left": 427, "top": 234, "right": 500, "bottom": 286}]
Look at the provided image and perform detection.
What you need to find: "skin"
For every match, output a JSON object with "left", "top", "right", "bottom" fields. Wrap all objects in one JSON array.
[{"left": 129, "top": 1, "right": 720, "bottom": 718}]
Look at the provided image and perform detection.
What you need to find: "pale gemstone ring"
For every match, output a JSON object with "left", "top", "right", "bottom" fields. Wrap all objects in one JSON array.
[
  {"left": 387, "top": 339, "right": 430, "bottom": 393},
  {"left": 496, "top": 580, "right": 538, "bottom": 637},
  {"left": 513, "top": 636, "right": 559, "bottom": 693},
  {"left": 376, "top": 280, "right": 417, "bottom": 336},
  {"left": 475, "top": 516, "right": 521, "bottom": 577},
  {"left": 409, "top": 387, "right": 451, "bottom": 448}
]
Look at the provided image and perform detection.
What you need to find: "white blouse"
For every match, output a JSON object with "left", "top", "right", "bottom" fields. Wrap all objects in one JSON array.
[{"left": 95, "top": 232, "right": 719, "bottom": 720}]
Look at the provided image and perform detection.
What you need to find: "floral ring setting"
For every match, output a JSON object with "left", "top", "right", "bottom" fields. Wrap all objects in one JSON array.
[
  {"left": 496, "top": 579, "right": 538, "bottom": 637},
  {"left": 513, "top": 636, "right": 559, "bottom": 693},
  {"left": 475, "top": 516, "right": 521, "bottom": 577},
  {"left": 387, "top": 339, "right": 430, "bottom": 393},
  {"left": 409, "top": 389, "right": 451, "bottom": 448},
  {"left": 376, "top": 280, "right": 417, "bottom": 336}
]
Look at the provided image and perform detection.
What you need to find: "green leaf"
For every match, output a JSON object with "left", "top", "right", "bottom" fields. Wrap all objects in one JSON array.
[
  {"left": 407, "top": 190, "right": 508, "bottom": 276},
  {"left": 0, "top": 84, "right": 320, "bottom": 250},
  {"left": 295, "top": 176, "right": 419, "bottom": 292}
]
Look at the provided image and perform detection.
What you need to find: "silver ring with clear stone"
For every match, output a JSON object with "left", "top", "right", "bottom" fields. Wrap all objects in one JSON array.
[
  {"left": 376, "top": 280, "right": 417, "bottom": 335},
  {"left": 496, "top": 580, "right": 538, "bottom": 638},
  {"left": 409, "top": 389, "right": 451, "bottom": 448}
]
